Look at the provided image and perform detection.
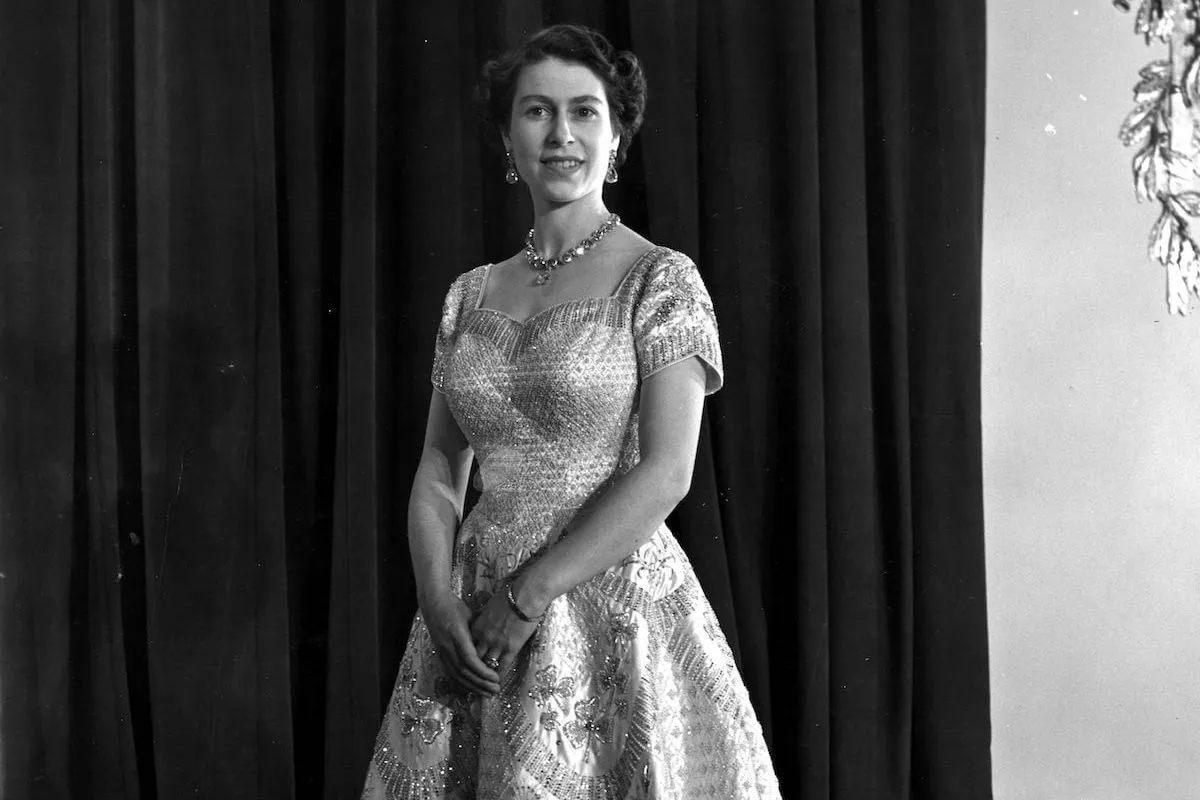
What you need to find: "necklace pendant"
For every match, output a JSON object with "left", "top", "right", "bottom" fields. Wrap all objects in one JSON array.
[{"left": 522, "top": 213, "right": 620, "bottom": 282}]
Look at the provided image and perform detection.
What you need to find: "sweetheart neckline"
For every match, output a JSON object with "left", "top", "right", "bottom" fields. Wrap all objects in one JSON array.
[
  {"left": 469, "top": 295, "right": 619, "bottom": 328},
  {"left": 471, "top": 245, "right": 663, "bottom": 326}
]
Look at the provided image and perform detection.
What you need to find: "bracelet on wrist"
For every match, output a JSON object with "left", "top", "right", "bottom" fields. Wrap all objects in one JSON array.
[{"left": 505, "top": 580, "right": 544, "bottom": 623}]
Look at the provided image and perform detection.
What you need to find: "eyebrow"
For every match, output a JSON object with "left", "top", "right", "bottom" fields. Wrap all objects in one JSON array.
[{"left": 516, "top": 94, "right": 606, "bottom": 105}]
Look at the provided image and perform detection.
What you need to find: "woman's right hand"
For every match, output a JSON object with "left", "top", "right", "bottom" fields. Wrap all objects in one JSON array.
[{"left": 420, "top": 591, "right": 501, "bottom": 695}]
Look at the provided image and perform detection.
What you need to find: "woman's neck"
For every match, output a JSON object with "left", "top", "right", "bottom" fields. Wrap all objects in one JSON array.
[{"left": 529, "top": 197, "right": 611, "bottom": 258}]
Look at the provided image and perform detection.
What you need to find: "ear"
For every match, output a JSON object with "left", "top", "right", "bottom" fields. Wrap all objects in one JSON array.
[
  {"left": 501, "top": 131, "right": 512, "bottom": 154},
  {"left": 611, "top": 134, "right": 621, "bottom": 159}
]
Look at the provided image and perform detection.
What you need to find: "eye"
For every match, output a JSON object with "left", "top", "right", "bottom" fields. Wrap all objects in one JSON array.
[
  {"left": 524, "top": 105, "right": 550, "bottom": 118},
  {"left": 574, "top": 106, "right": 599, "bottom": 119}
]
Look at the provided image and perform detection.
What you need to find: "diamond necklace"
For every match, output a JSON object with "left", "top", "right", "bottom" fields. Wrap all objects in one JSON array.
[{"left": 524, "top": 213, "right": 620, "bottom": 285}]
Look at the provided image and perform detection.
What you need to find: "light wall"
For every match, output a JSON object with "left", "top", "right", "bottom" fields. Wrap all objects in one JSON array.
[{"left": 984, "top": 3, "right": 1200, "bottom": 798}]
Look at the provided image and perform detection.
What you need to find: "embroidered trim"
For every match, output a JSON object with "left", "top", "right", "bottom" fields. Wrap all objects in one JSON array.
[{"left": 638, "top": 335, "right": 724, "bottom": 395}]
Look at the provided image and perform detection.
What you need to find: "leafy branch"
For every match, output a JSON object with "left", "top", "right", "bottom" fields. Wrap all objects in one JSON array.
[{"left": 1117, "top": 0, "right": 1200, "bottom": 315}]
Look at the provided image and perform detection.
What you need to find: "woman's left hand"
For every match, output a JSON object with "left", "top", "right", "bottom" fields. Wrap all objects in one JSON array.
[{"left": 469, "top": 585, "right": 540, "bottom": 677}]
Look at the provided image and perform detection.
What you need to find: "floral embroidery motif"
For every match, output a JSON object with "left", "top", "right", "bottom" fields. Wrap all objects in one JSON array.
[
  {"left": 648, "top": 265, "right": 704, "bottom": 329},
  {"left": 596, "top": 655, "right": 629, "bottom": 695},
  {"left": 434, "top": 677, "right": 480, "bottom": 722},
  {"left": 563, "top": 697, "right": 614, "bottom": 751},
  {"left": 479, "top": 548, "right": 526, "bottom": 584},
  {"left": 622, "top": 546, "right": 676, "bottom": 587},
  {"left": 528, "top": 665, "right": 577, "bottom": 705},
  {"left": 609, "top": 611, "right": 638, "bottom": 645},
  {"left": 398, "top": 695, "right": 452, "bottom": 747},
  {"left": 525, "top": 613, "right": 640, "bottom": 763}
]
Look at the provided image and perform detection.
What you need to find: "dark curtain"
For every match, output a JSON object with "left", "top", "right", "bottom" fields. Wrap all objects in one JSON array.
[{"left": 0, "top": 1, "right": 990, "bottom": 798}]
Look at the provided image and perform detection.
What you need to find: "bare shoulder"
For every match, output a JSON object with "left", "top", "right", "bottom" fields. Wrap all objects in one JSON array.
[
  {"left": 592, "top": 225, "right": 655, "bottom": 283},
  {"left": 486, "top": 251, "right": 527, "bottom": 287},
  {"left": 609, "top": 225, "right": 655, "bottom": 262},
  {"left": 493, "top": 250, "right": 526, "bottom": 273}
]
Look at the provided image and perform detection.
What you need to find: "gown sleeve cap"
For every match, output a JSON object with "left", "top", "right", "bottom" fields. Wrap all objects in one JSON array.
[
  {"left": 632, "top": 249, "right": 724, "bottom": 395},
  {"left": 430, "top": 271, "right": 472, "bottom": 393}
]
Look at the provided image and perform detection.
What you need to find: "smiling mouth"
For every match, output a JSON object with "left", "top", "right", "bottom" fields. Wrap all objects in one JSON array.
[{"left": 542, "top": 158, "right": 584, "bottom": 169}]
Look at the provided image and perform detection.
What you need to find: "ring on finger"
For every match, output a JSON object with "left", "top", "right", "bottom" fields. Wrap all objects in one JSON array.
[{"left": 483, "top": 655, "right": 500, "bottom": 669}]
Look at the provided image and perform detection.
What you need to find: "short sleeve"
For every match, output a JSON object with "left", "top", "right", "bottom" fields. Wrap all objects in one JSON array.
[
  {"left": 632, "top": 251, "right": 724, "bottom": 394},
  {"left": 430, "top": 274, "right": 469, "bottom": 393}
]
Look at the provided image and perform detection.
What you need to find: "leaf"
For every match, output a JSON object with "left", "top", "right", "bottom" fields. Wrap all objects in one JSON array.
[
  {"left": 1186, "top": 52, "right": 1200, "bottom": 108},
  {"left": 1137, "top": 59, "right": 1171, "bottom": 82},
  {"left": 1135, "top": 1, "right": 1153, "bottom": 37},
  {"left": 1119, "top": 99, "right": 1161, "bottom": 146},
  {"left": 1184, "top": 255, "right": 1200, "bottom": 294},
  {"left": 1172, "top": 191, "right": 1200, "bottom": 215},
  {"left": 1134, "top": 83, "right": 1166, "bottom": 105},
  {"left": 1134, "top": 148, "right": 1156, "bottom": 201},
  {"left": 1136, "top": 5, "right": 1175, "bottom": 44},
  {"left": 1153, "top": 142, "right": 1169, "bottom": 193},
  {"left": 1164, "top": 148, "right": 1196, "bottom": 184},
  {"left": 1135, "top": 64, "right": 1170, "bottom": 97},
  {"left": 1166, "top": 262, "right": 1193, "bottom": 315},
  {"left": 1134, "top": 87, "right": 1165, "bottom": 106},
  {"left": 1133, "top": 143, "right": 1167, "bottom": 201},
  {"left": 1181, "top": 236, "right": 1197, "bottom": 270},
  {"left": 1148, "top": 207, "right": 1174, "bottom": 262}
]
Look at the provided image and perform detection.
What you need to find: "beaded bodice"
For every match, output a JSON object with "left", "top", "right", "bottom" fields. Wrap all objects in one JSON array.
[{"left": 431, "top": 246, "right": 723, "bottom": 553}]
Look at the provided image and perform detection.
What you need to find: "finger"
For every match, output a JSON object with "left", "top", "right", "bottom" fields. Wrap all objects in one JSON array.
[
  {"left": 455, "top": 663, "right": 498, "bottom": 696},
  {"left": 450, "top": 619, "right": 498, "bottom": 678},
  {"left": 457, "top": 659, "right": 499, "bottom": 696},
  {"left": 428, "top": 635, "right": 483, "bottom": 693},
  {"left": 445, "top": 608, "right": 501, "bottom": 693},
  {"left": 454, "top": 632, "right": 501, "bottom": 691},
  {"left": 433, "top": 645, "right": 490, "bottom": 695},
  {"left": 479, "top": 650, "right": 503, "bottom": 674},
  {"left": 458, "top": 602, "right": 491, "bottom": 652},
  {"left": 444, "top": 665, "right": 474, "bottom": 694}
]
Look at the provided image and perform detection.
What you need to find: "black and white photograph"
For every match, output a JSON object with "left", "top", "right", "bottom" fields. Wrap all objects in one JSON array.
[{"left": 2, "top": 1, "right": 1194, "bottom": 798}]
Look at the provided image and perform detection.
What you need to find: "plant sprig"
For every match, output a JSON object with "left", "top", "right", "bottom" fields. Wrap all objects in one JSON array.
[{"left": 1118, "top": 0, "right": 1200, "bottom": 314}]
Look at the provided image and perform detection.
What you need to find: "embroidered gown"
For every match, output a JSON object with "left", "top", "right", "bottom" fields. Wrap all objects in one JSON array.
[{"left": 361, "top": 246, "right": 781, "bottom": 800}]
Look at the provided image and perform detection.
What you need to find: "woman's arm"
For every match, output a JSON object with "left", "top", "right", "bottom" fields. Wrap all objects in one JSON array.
[
  {"left": 408, "top": 391, "right": 473, "bottom": 603},
  {"left": 410, "top": 390, "right": 501, "bottom": 695},
  {"left": 512, "top": 357, "right": 708, "bottom": 611},
  {"left": 468, "top": 356, "right": 708, "bottom": 668}
]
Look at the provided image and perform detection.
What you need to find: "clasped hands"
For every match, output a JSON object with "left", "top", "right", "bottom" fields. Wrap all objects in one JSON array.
[{"left": 422, "top": 582, "right": 542, "bottom": 696}]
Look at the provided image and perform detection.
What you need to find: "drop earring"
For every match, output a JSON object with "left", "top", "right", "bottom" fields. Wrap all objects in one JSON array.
[
  {"left": 605, "top": 150, "right": 619, "bottom": 184},
  {"left": 505, "top": 152, "right": 520, "bottom": 185}
]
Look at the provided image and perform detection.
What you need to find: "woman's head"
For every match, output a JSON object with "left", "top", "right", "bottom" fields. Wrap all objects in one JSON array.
[{"left": 479, "top": 25, "right": 646, "bottom": 206}]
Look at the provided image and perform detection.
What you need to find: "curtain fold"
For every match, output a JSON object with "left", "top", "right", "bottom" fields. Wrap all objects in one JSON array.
[{"left": 0, "top": 1, "right": 990, "bottom": 798}]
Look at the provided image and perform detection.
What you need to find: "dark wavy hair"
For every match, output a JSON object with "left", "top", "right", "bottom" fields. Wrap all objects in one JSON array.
[{"left": 477, "top": 24, "right": 647, "bottom": 167}]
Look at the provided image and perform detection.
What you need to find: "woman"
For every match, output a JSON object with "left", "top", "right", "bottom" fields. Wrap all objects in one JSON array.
[{"left": 362, "top": 24, "right": 781, "bottom": 800}]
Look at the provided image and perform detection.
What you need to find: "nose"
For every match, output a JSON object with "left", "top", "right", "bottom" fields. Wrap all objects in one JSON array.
[{"left": 548, "top": 112, "right": 575, "bottom": 145}]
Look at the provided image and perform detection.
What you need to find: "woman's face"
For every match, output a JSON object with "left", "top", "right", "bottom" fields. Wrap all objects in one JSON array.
[{"left": 503, "top": 57, "right": 619, "bottom": 209}]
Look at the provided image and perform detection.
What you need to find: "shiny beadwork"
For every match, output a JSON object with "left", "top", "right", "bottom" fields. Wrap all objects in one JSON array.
[{"left": 523, "top": 213, "right": 620, "bottom": 285}]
